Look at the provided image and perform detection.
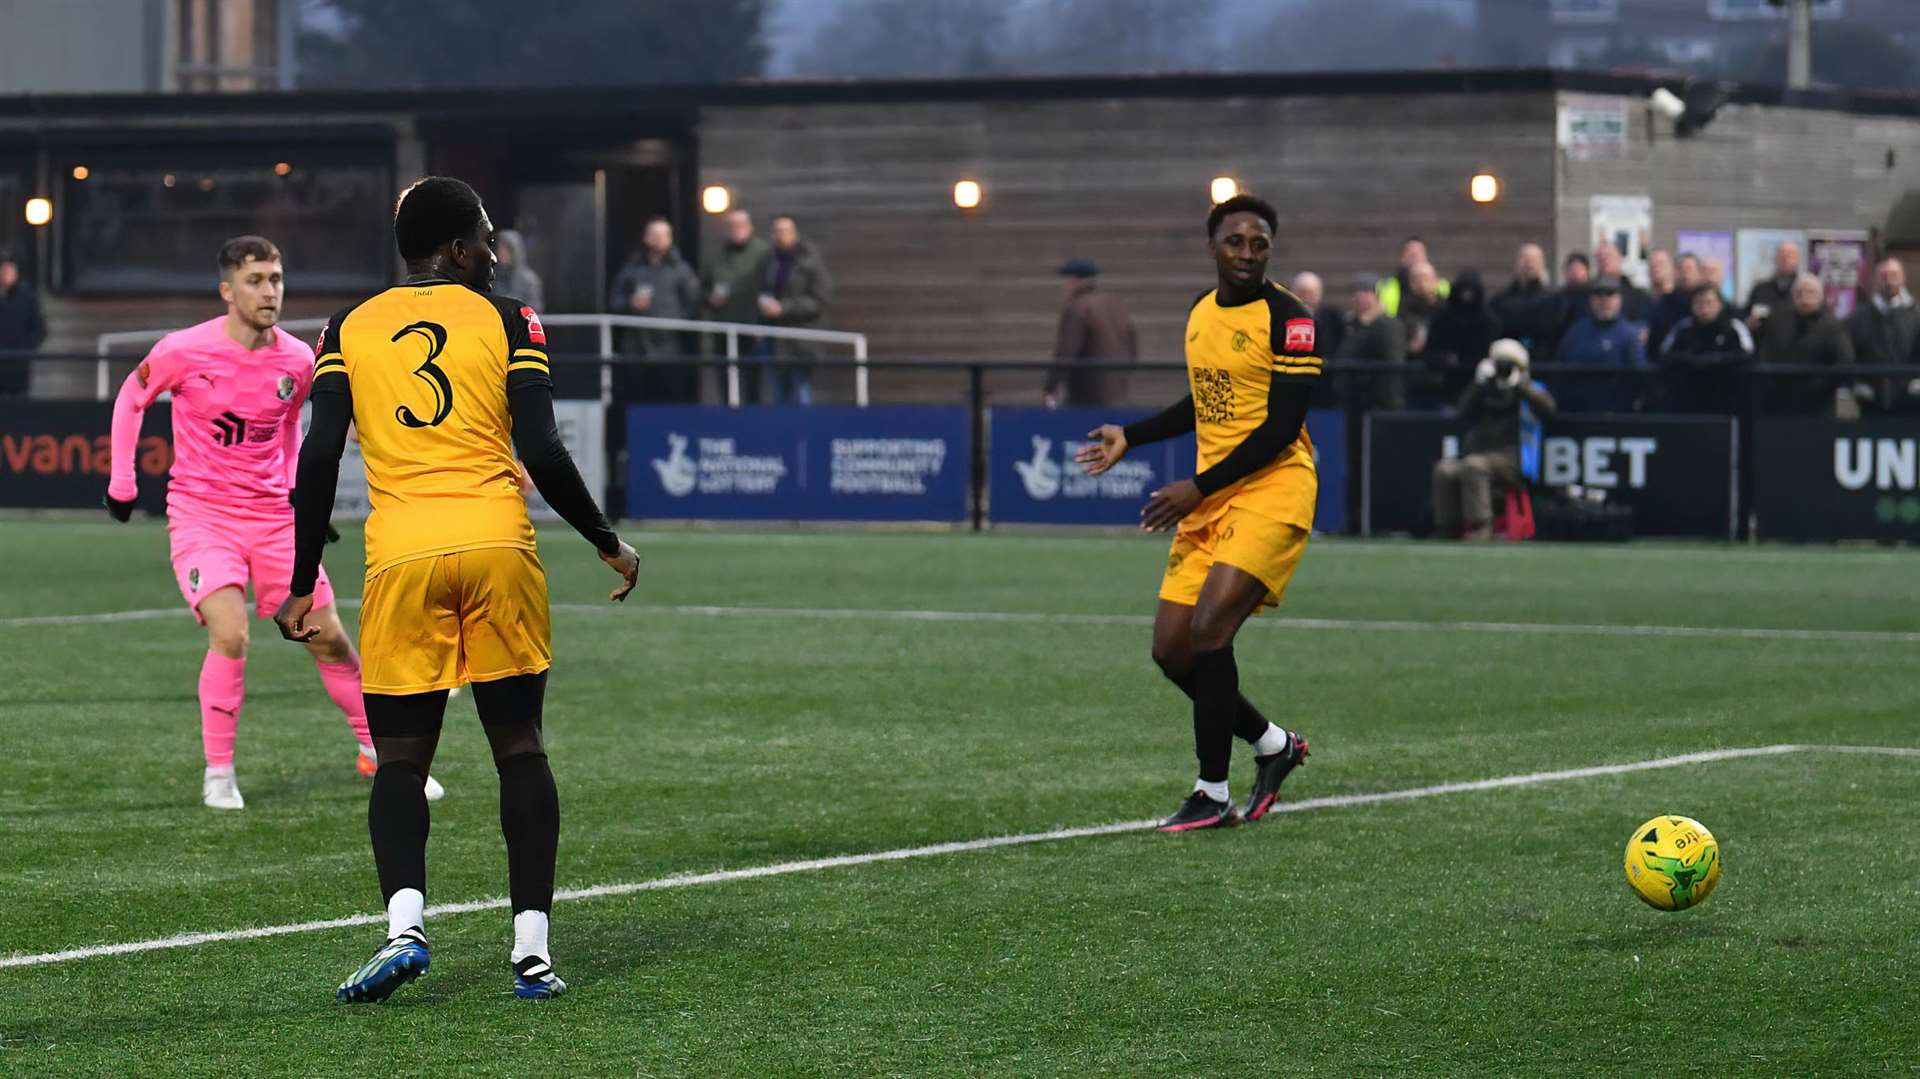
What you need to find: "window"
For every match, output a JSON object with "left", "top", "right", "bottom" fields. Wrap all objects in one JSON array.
[
  {"left": 1707, "top": 0, "right": 1843, "bottom": 19},
  {"left": 57, "top": 141, "right": 392, "bottom": 294},
  {"left": 1550, "top": 0, "right": 1620, "bottom": 24}
]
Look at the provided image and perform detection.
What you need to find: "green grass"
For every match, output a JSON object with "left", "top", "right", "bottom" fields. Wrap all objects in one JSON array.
[{"left": 1, "top": 521, "right": 1916, "bottom": 1077}]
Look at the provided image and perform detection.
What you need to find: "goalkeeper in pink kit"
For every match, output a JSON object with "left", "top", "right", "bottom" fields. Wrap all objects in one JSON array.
[{"left": 105, "top": 236, "right": 443, "bottom": 810}]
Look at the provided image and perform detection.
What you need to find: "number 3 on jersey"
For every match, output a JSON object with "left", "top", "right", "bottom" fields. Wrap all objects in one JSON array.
[{"left": 391, "top": 320, "right": 454, "bottom": 428}]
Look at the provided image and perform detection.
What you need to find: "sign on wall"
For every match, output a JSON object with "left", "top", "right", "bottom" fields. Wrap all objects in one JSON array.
[
  {"left": 987, "top": 407, "right": 1345, "bottom": 532},
  {"left": 1591, "top": 195, "right": 1654, "bottom": 287},
  {"left": 626, "top": 405, "right": 970, "bottom": 523},
  {"left": 1558, "top": 95, "right": 1629, "bottom": 161}
]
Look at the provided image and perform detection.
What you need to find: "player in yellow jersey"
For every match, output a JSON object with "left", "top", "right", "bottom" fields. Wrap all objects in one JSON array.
[
  {"left": 274, "top": 177, "right": 639, "bottom": 1002},
  {"left": 1077, "top": 195, "right": 1315, "bottom": 833}
]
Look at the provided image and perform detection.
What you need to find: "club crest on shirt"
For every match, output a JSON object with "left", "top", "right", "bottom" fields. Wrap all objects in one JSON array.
[
  {"left": 277, "top": 375, "right": 296, "bottom": 401},
  {"left": 1284, "top": 318, "right": 1316, "bottom": 354},
  {"left": 1230, "top": 330, "right": 1252, "bottom": 353},
  {"left": 188, "top": 568, "right": 200, "bottom": 592}
]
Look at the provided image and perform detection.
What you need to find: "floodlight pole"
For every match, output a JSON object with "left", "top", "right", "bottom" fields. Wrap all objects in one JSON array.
[{"left": 1786, "top": 0, "right": 1812, "bottom": 89}]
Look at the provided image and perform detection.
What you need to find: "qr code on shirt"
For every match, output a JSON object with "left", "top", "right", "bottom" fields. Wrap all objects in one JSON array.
[{"left": 1194, "top": 367, "right": 1235, "bottom": 424}]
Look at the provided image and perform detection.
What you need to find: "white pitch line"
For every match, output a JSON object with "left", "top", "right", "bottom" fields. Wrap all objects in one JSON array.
[
  {"left": 5, "top": 742, "right": 1911, "bottom": 971},
  {"left": 5, "top": 599, "right": 1915, "bottom": 645}
]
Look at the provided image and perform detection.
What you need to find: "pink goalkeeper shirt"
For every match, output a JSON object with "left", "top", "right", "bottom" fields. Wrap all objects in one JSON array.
[{"left": 108, "top": 318, "right": 316, "bottom": 519}]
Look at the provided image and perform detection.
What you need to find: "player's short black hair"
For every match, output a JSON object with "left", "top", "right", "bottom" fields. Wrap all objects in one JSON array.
[
  {"left": 393, "top": 176, "right": 485, "bottom": 262},
  {"left": 1206, "top": 195, "right": 1278, "bottom": 239},
  {"left": 1565, "top": 252, "right": 1591, "bottom": 270},
  {"left": 217, "top": 235, "right": 281, "bottom": 275}
]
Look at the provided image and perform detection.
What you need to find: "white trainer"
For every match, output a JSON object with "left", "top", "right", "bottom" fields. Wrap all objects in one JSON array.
[
  {"left": 423, "top": 774, "right": 446, "bottom": 802},
  {"left": 203, "top": 769, "right": 245, "bottom": 810}
]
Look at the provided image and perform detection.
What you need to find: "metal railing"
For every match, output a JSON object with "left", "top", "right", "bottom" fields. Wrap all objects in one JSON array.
[{"left": 94, "top": 314, "right": 870, "bottom": 408}]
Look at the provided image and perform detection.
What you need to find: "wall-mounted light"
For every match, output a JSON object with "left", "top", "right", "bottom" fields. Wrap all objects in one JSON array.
[
  {"left": 162, "top": 174, "right": 177, "bottom": 188},
  {"left": 1469, "top": 172, "right": 1500, "bottom": 204},
  {"left": 24, "top": 197, "right": 53, "bottom": 226},
  {"left": 198, "top": 178, "right": 215, "bottom": 192},
  {"left": 953, "top": 179, "right": 983, "bottom": 210},
  {"left": 71, "top": 165, "right": 90, "bottom": 181},
  {"left": 701, "top": 185, "right": 732, "bottom": 214},
  {"left": 274, "top": 161, "right": 293, "bottom": 177},
  {"left": 1210, "top": 176, "right": 1239, "bottom": 204}
]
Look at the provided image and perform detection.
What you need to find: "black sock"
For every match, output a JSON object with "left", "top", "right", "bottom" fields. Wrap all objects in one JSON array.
[
  {"left": 369, "top": 761, "right": 430, "bottom": 905},
  {"left": 1190, "top": 646, "right": 1239, "bottom": 786},
  {"left": 1162, "top": 665, "right": 1271, "bottom": 745},
  {"left": 498, "top": 751, "right": 560, "bottom": 915}
]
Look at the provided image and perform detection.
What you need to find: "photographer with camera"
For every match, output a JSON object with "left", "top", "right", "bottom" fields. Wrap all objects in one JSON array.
[{"left": 1430, "top": 338, "right": 1556, "bottom": 542}]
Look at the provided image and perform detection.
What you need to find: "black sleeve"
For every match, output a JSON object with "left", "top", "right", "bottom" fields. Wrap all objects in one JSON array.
[
  {"left": 509, "top": 371, "right": 620, "bottom": 556},
  {"left": 1122, "top": 396, "right": 1196, "bottom": 447},
  {"left": 290, "top": 376, "right": 350, "bottom": 597},
  {"left": 1192, "top": 372, "right": 1312, "bottom": 496}
]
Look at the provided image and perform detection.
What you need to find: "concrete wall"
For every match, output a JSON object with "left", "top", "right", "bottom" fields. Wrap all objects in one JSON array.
[
  {"left": 1555, "top": 92, "right": 1920, "bottom": 278},
  {"left": 698, "top": 91, "right": 1558, "bottom": 369}
]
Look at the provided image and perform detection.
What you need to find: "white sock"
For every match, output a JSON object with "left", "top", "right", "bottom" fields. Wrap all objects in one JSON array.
[
  {"left": 387, "top": 887, "right": 425, "bottom": 940},
  {"left": 1194, "top": 778, "right": 1230, "bottom": 803},
  {"left": 205, "top": 764, "right": 234, "bottom": 779},
  {"left": 512, "top": 910, "right": 551, "bottom": 964},
  {"left": 1253, "top": 724, "right": 1291, "bottom": 757}
]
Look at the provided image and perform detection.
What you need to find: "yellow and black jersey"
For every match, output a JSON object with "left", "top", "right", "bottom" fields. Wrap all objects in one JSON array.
[
  {"left": 314, "top": 282, "right": 551, "bottom": 576},
  {"left": 1181, "top": 280, "right": 1320, "bottom": 528}
]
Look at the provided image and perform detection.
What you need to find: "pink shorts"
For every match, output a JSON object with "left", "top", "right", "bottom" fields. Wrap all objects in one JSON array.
[{"left": 168, "top": 510, "right": 334, "bottom": 623}]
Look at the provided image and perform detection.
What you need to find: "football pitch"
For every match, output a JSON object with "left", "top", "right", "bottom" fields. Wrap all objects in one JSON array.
[{"left": 1, "top": 520, "right": 1915, "bottom": 1077}]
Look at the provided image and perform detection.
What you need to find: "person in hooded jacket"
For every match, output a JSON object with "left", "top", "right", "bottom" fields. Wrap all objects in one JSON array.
[
  {"left": 493, "top": 230, "right": 545, "bottom": 312},
  {"left": 1423, "top": 269, "right": 1500, "bottom": 404}
]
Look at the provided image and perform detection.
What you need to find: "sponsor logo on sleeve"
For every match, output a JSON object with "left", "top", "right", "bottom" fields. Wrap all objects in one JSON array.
[
  {"left": 521, "top": 306, "right": 547, "bottom": 345},
  {"left": 136, "top": 362, "right": 151, "bottom": 388},
  {"left": 313, "top": 320, "right": 330, "bottom": 354},
  {"left": 1284, "top": 318, "right": 1316, "bottom": 354}
]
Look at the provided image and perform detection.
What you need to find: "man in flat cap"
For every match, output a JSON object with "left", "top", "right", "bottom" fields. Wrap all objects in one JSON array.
[{"left": 1045, "top": 258, "right": 1138, "bottom": 409}]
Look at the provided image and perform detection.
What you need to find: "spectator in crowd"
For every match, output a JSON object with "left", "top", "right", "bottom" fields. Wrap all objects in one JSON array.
[
  {"left": 1557, "top": 252, "right": 1593, "bottom": 341},
  {"left": 1043, "top": 258, "right": 1137, "bottom": 408},
  {"left": 1847, "top": 257, "right": 1918, "bottom": 365},
  {"left": 1648, "top": 252, "right": 1702, "bottom": 359},
  {"left": 493, "top": 229, "right": 544, "bottom": 311},
  {"left": 1423, "top": 269, "right": 1499, "bottom": 403},
  {"left": 702, "top": 209, "right": 772, "bottom": 400},
  {"left": 609, "top": 217, "right": 702, "bottom": 401},
  {"left": 759, "top": 215, "right": 833, "bottom": 406},
  {"left": 1377, "top": 236, "right": 1447, "bottom": 317},
  {"left": 1847, "top": 258, "right": 1920, "bottom": 414},
  {"left": 1647, "top": 249, "right": 1676, "bottom": 300},
  {"left": 1290, "top": 271, "right": 1343, "bottom": 360},
  {"left": 1490, "top": 243, "right": 1561, "bottom": 359},
  {"left": 1758, "top": 273, "right": 1856, "bottom": 415},
  {"left": 1660, "top": 285, "right": 1754, "bottom": 414},
  {"left": 0, "top": 253, "right": 47, "bottom": 397},
  {"left": 1336, "top": 273, "right": 1408, "bottom": 409},
  {"left": 1745, "top": 240, "right": 1803, "bottom": 326},
  {"left": 1399, "top": 260, "right": 1445, "bottom": 357},
  {"left": 1702, "top": 256, "right": 1728, "bottom": 297},
  {"left": 1431, "top": 338, "right": 1554, "bottom": 542},
  {"left": 1554, "top": 276, "right": 1648, "bottom": 413},
  {"left": 1594, "top": 241, "right": 1652, "bottom": 323}
]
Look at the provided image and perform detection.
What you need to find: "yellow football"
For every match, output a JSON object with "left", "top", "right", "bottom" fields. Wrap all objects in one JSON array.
[{"left": 1624, "top": 815, "right": 1721, "bottom": 911}]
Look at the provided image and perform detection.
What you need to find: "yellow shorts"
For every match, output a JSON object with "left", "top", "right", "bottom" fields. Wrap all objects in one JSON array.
[
  {"left": 358, "top": 547, "right": 553, "bottom": 695},
  {"left": 1158, "top": 507, "right": 1310, "bottom": 611}
]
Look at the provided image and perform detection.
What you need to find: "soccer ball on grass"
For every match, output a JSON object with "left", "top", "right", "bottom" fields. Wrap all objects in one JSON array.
[{"left": 1624, "top": 815, "right": 1721, "bottom": 911}]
